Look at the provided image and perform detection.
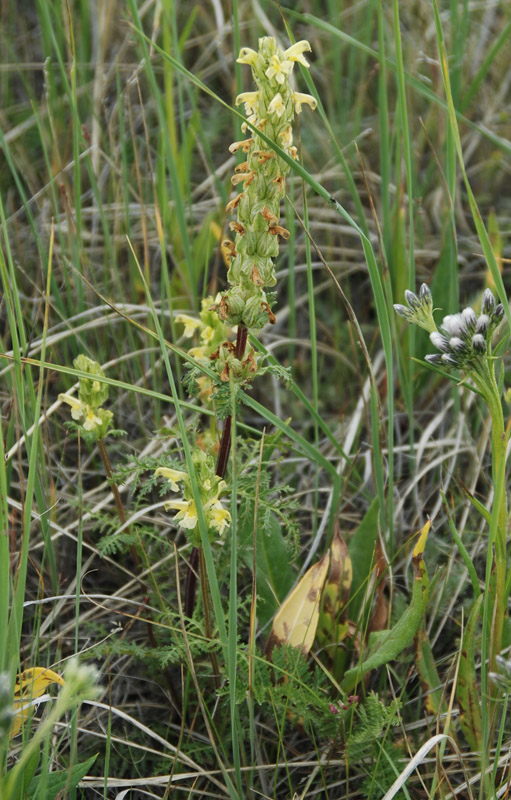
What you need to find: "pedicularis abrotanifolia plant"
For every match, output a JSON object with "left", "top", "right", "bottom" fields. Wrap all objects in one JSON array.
[{"left": 156, "top": 36, "right": 317, "bottom": 548}]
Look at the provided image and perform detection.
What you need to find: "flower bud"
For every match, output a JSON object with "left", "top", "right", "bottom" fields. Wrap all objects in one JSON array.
[
  {"left": 441, "top": 314, "right": 466, "bottom": 338},
  {"left": 425, "top": 354, "right": 442, "bottom": 365},
  {"left": 419, "top": 283, "right": 433, "bottom": 309},
  {"left": 430, "top": 332, "right": 450, "bottom": 352},
  {"left": 461, "top": 307, "right": 477, "bottom": 331},
  {"left": 494, "top": 303, "right": 505, "bottom": 321},
  {"left": 441, "top": 353, "right": 459, "bottom": 367},
  {"left": 404, "top": 290, "right": 421, "bottom": 310},
  {"left": 476, "top": 314, "right": 489, "bottom": 336},
  {"left": 482, "top": 288, "right": 496, "bottom": 315},
  {"left": 472, "top": 333, "right": 487, "bottom": 353}
]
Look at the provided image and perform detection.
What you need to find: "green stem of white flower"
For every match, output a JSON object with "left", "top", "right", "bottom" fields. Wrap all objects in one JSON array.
[{"left": 472, "top": 362, "right": 507, "bottom": 671}]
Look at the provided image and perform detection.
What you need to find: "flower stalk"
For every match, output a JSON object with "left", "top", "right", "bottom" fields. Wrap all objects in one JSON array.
[
  {"left": 395, "top": 284, "right": 509, "bottom": 742},
  {"left": 176, "top": 36, "right": 316, "bottom": 617}
]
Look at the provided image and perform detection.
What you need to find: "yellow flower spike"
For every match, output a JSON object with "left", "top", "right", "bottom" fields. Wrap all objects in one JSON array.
[
  {"left": 11, "top": 667, "right": 65, "bottom": 739},
  {"left": 155, "top": 467, "right": 188, "bottom": 492},
  {"left": 283, "top": 40, "right": 312, "bottom": 67},
  {"left": 293, "top": 92, "right": 317, "bottom": 113},
  {"left": 237, "top": 47, "right": 259, "bottom": 66},
  {"left": 268, "top": 93, "right": 286, "bottom": 118},
  {"left": 175, "top": 314, "right": 202, "bottom": 338}
]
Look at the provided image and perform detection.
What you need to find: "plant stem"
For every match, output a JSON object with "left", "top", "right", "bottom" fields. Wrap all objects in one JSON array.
[
  {"left": 97, "top": 438, "right": 143, "bottom": 573},
  {"left": 185, "top": 324, "right": 248, "bottom": 617}
]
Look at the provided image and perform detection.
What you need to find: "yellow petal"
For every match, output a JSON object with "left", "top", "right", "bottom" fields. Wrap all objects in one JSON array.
[
  {"left": 155, "top": 467, "right": 187, "bottom": 491},
  {"left": 237, "top": 47, "right": 259, "bottom": 66},
  {"left": 293, "top": 92, "right": 317, "bottom": 113},
  {"left": 58, "top": 393, "right": 83, "bottom": 412},
  {"left": 283, "top": 40, "right": 312, "bottom": 67},
  {"left": 268, "top": 92, "right": 286, "bottom": 118},
  {"left": 235, "top": 92, "right": 258, "bottom": 113},
  {"left": 175, "top": 314, "right": 201, "bottom": 338}
]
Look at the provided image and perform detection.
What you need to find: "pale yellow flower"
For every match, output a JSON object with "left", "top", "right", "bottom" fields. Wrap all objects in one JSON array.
[
  {"left": 235, "top": 91, "right": 259, "bottom": 115},
  {"left": 83, "top": 406, "right": 103, "bottom": 432},
  {"left": 293, "top": 91, "right": 317, "bottom": 113},
  {"left": 237, "top": 47, "right": 259, "bottom": 66},
  {"left": 58, "top": 393, "right": 84, "bottom": 421},
  {"left": 165, "top": 498, "right": 198, "bottom": 530},
  {"left": 268, "top": 92, "right": 286, "bottom": 118},
  {"left": 279, "top": 125, "right": 293, "bottom": 147},
  {"left": 283, "top": 40, "right": 312, "bottom": 67},
  {"left": 59, "top": 392, "right": 110, "bottom": 436},
  {"left": 241, "top": 113, "right": 258, "bottom": 134},
  {"left": 188, "top": 345, "right": 208, "bottom": 360},
  {"left": 265, "top": 55, "right": 293, "bottom": 85},
  {"left": 200, "top": 325, "right": 215, "bottom": 344},
  {"left": 208, "top": 501, "right": 231, "bottom": 536},
  {"left": 154, "top": 467, "right": 188, "bottom": 492},
  {"left": 175, "top": 314, "right": 201, "bottom": 338}
]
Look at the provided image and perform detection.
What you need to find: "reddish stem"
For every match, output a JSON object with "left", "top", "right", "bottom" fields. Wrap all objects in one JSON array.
[
  {"left": 184, "top": 324, "right": 247, "bottom": 617},
  {"left": 184, "top": 546, "right": 200, "bottom": 618}
]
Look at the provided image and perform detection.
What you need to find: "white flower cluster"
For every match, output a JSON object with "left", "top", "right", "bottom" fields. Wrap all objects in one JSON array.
[
  {"left": 425, "top": 289, "right": 504, "bottom": 370},
  {"left": 395, "top": 285, "right": 505, "bottom": 372}
]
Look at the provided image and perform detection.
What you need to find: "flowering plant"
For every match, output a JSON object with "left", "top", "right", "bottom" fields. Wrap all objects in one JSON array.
[
  {"left": 155, "top": 449, "right": 231, "bottom": 544},
  {"left": 58, "top": 354, "right": 113, "bottom": 440},
  {"left": 211, "top": 36, "right": 316, "bottom": 385}
]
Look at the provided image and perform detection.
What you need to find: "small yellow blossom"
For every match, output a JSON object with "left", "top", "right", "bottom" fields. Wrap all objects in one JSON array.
[
  {"left": 265, "top": 55, "right": 293, "bottom": 85},
  {"left": 283, "top": 40, "right": 312, "bottom": 67},
  {"left": 293, "top": 91, "right": 317, "bottom": 113},
  {"left": 208, "top": 501, "right": 231, "bottom": 536},
  {"left": 175, "top": 314, "right": 201, "bottom": 338},
  {"left": 279, "top": 125, "right": 293, "bottom": 147},
  {"left": 200, "top": 325, "right": 215, "bottom": 344},
  {"left": 188, "top": 345, "right": 208, "bottom": 360},
  {"left": 83, "top": 407, "right": 103, "bottom": 432},
  {"left": 165, "top": 498, "right": 199, "bottom": 530},
  {"left": 59, "top": 393, "right": 84, "bottom": 421},
  {"left": 236, "top": 47, "right": 259, "bottom": 66},
  {"left": 241, "top": 113, "right": 258, "bottom": 134},
  {"left": 268, "top": 92, "right": 286, "bottom": 118},
  {"left": 235, "top": 91, "right": 259, "bottom": 114},
  {"left": 59, "top": 394, "right": 100, "bottom": 431},
  {"left": 154, "top": 467, "right": 188, "bottom": 492}
]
